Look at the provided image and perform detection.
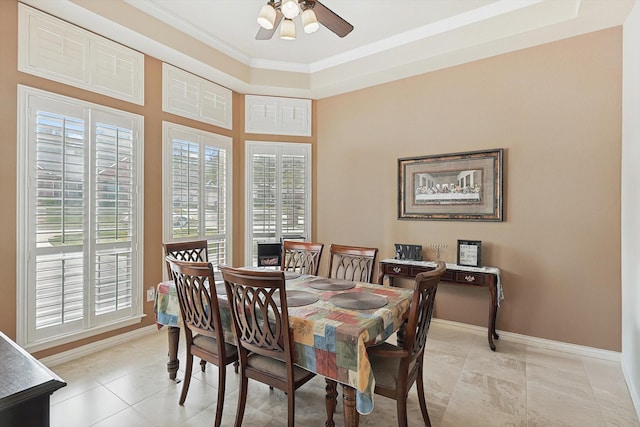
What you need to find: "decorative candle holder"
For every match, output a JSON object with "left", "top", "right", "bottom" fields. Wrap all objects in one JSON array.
[{"left": 429, "top": 243, "right": 448, "bottom": 261}]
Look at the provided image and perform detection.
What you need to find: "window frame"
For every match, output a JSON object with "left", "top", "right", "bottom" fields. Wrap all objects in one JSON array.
[
  {"left": 162, "top": 121, "right": 233, "bottom": 272},
  {"left": 16, "top": 85, "right": 145, "bottom": 352},
  {"left": 244, "top": 141, "right": 312, "bottom": 266}
]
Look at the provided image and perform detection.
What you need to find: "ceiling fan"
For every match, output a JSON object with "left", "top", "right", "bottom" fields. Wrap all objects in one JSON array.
[{"left": 256, "top": 0, "right": 354, "bottom": 40}]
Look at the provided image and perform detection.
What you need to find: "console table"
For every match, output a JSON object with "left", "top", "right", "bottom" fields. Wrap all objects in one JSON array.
[
  {"left": 0, "top": 331, "right": 66, "bottom": 426},
  {"left": 377, "top": 258, "right": 503, "bottom": 351}
]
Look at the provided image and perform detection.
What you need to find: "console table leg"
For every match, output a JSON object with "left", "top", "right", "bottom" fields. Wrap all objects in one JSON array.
[
  {"left": 488, "top": 283, "right": 499, "bottom": 351},
  {"left": 167, "top": 326, "right": 181, "bottom": 382}
]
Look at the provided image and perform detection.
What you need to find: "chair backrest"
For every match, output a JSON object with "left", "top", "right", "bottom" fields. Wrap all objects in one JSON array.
[
  {"left": 163, "top": 240, "right": 209, "bottom": 278},
  {"left": 281, "top": 241, "right": 324, "bottom": 276},
  {"left": 219, "top": 266, "right": 294, "bottom": 365},
  {"left": 327, "top": 244, "right": 378, "bottom": 283},
  {"left": 165, "top": 256, "right": 224, "bottom": 343},
  {"left": 404, "top": 261, "right": 446, "bottom": 361}
]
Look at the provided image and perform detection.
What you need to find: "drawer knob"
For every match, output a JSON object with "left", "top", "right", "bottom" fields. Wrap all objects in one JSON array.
[
  {"left": 393, "top": 267, "right": 402, "bottom": 273},
  {"left": 464, "top": 275, "right": 476, "bottom": 282}
]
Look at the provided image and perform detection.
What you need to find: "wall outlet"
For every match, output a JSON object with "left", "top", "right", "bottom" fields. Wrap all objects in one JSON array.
[{"left": 146, "top": 287, "right": 155, "bottom": 302}]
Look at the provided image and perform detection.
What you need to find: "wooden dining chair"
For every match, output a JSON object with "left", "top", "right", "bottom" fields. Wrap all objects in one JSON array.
[
  {"left": 163, "top": 240, "right": 213, "bottom": 373},
  {"left": 165, "top": 257, "right": 238, "bottom": 427},
  {"left": 219, "top": 266, "right": 316, "bottom": 427},
  {"left": 281, "top": 240, "right": 324, "bottom": 276},
  {"left": 327, "top": 244, "right": 378, "bottom": 283},
  {"left": 366, "top": 261, "right": 446, "bottom": 427},
  {"left": 163, "top": 240, "right": 209, "bottom": 278}
]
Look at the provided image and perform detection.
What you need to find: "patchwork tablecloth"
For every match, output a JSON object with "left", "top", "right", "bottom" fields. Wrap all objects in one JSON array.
[{"left": 154, "top": 274, "right": 414, "bottom": 415}]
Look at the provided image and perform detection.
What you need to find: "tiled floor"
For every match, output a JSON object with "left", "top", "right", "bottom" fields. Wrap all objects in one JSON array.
[{"left": 48, "top": 323, "right": 639, "bottom": 427}]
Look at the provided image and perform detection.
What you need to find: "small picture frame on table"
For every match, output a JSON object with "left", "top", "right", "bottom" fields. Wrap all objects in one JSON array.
[{"left": 457, "top": 240, "right": 482, "bottom": 267}]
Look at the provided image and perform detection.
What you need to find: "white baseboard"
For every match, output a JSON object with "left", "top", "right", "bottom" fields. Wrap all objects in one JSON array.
[
  {"left": 431, "top": 318, "right": 621, "bottom": 362},
  {"left": 40, "top": 324, "right": 159, "bottom": 368},
  {"left": 621, "top": 361, "right": 640, "bottom": 422}
]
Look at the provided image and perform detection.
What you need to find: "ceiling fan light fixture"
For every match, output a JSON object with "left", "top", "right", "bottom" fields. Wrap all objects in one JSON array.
[
  {"left": 257, "top": 3, "right": 277, "bottom": 30},
  {"left": 281, "top": 0, "right": 300, "bottom": 19},
  {"left": 301, "top": 8, "right": 319, "bottom": 34},
  {"left": 280, "top": 18, "right": 296, "bottom": 40}
]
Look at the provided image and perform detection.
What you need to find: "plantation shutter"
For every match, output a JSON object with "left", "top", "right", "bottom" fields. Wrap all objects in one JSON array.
[
  {"left": 245, "top": 142, "right": 311, "bottom": 265},
  {"left": 164, "top": 123, "right": 231, "bottom": 267},
  {"left": 19, "top": 86, "right": 143, "bottom": 348}
]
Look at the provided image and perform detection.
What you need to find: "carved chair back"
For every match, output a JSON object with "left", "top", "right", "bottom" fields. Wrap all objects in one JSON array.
[
  {"left": 281, "top": 240, "right": 324, "bottom": 276},
  {"left": 327, "top": 244, "right": 378, "bottom": 283}
]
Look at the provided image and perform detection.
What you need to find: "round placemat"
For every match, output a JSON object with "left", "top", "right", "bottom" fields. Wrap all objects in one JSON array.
[
  {"left": 308, "top": 278, "right": 355, "bottom": 291},
  {"left": 284, "top": 271, "right": 301, "bottom": 280},
  {"left": 329, "top": 292, "right": 388, "bottom": 310},
  {"left": 274, "top": 290, "right": 319, "bottom": 307}
]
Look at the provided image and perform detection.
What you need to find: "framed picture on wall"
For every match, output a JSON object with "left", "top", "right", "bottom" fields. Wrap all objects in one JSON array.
[
  {"left": 398, "top": 149, "right": 503, "bottom": 221},
  {"left": 457, "top": 240, "right": 482, "bottom": 267}
]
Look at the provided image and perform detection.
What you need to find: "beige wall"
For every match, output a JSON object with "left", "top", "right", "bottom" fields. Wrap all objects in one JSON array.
[
  {"left": 0, "top": 0, "right": 624, "bottom": 355},
  {"left": 317, "top": 28, "right": 622, "bottom": 351}
]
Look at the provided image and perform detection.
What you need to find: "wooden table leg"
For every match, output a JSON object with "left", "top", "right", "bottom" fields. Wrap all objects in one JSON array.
[
  {"left": 342, "top": 385, "right": 359, "bottom": 427},
  {"left": 167, "top": 326, "right": 180, "bottom": 381},
  {"left": 488, "top": 283, "right": 499, "bottom": 351},
  {"left": 325, "top": 379, "right": 338, "bottom": 427}
]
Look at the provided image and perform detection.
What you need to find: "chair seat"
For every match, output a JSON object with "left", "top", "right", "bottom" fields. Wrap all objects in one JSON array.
[
  {"left": 247, "top": 353, "right": 314, "bottom": 383},
  {"left": 369, "top": 342, "right": 417, "bottom": 389},
  {"left": 193, "top": 334, "right": 237, "bottom": 357}
]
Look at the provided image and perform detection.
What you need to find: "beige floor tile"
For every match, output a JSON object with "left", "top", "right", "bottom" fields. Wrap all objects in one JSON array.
[
  {"left": 91, "top": 407, "right": 156, "bottom": 427},
  {"left": 422, "top": 349, "right": 466, "bottom": 407},
  {"left": 526, "top": 346, "right": 585, "bottom": 374},
  {"left": 46, "top": 323, "right": 640, "bottom": 427},
  {"left": 441, "top": 369, "right": 527, "bottom": 427},
  {"left": 103, "top": 360, "right": 174, "bottom": 405},
  {"left": 582, "top": 357, "right": 640, "bottom": 427},
  {"left": 527, "top": 388, "right": 606, "bottom": 427},
  {"left": 132, "top": 376, "right": 217, "bottom": 426},
  {"left": 426, "top": 324, "right": 477, "bottom": 356},
  {"left": 463, "top": 338, "right": 527, "bottom": 386},
  {"left": 50, "top": 385, "right": 129, "bottom": 427}
]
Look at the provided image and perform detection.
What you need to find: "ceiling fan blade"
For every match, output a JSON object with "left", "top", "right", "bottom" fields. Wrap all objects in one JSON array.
[
  {"left": 312, "top": 0, "right": 353, "bottom": 38},
  {"left": 255, "top": 10, "right": 284, "bottom": 40}
]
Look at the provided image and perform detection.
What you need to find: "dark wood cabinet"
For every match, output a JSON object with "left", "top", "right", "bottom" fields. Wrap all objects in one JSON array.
[
  {"left": 0, "top": 331, "right": 66, "bottom": 427},
  {"left": 378, "top": 259, "right": 501, "bottom": 351}
]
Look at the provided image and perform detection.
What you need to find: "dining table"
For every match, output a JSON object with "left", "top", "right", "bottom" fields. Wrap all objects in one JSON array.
[{"left": 154, "top": 271, "right": 414, "bottom": 426}]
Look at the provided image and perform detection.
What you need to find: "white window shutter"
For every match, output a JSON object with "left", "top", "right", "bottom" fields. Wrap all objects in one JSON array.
[
  {"left": 18, "top": 86, "right": 144, "bottom": 350},
  {"left": 21, "top": 7, "right": 86, "bottom": 83},
  {"left": 245, "top": 95, "right": 311, "bottom": 136},
  {"left": 162, "top": 122, "right": 233, "bottom": 269},
  {"left": 18, "top": 4, "right": 144, "bottom": 105},
  {"left": 245, "top": 142, "right": 311, "bottom": 265},
  {"left": 90, "top": 39, "right": 143, "bottom": 104},
  {"left": 246, "top": 97, "right": 279, "bottom": 133},
  {"left": 162, "top": 64, "right": 233, "bottom": 130}
]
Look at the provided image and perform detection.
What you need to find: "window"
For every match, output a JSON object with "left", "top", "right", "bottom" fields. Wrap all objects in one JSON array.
[
  {"left": 17, "top": 86, "right": 144, "bottom": 351},
  {"left": 18, "top": 4, "right": 145, "bottom": 105},
  {"left": 163, "top": 122, "right": 232, "bottom": 269},
  {"left": 245, "top": 95, "right": 311, "bottom": 136},
  {"left": 162, "top": 63, "right": 232, "bottom": 129},
  {"left": 245, "top": 142, "right": 311, "bottom": 265}
]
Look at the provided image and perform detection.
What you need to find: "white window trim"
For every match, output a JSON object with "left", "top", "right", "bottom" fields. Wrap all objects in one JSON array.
[
  {"left": 16, "top": 85, "right": 145, "bottom": 351},
  {"left": 244, "top": 141, "right": 312, "bottom": 265},
  {"left": 161, "top": 121, "right": 233, "bottom": 273}
]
